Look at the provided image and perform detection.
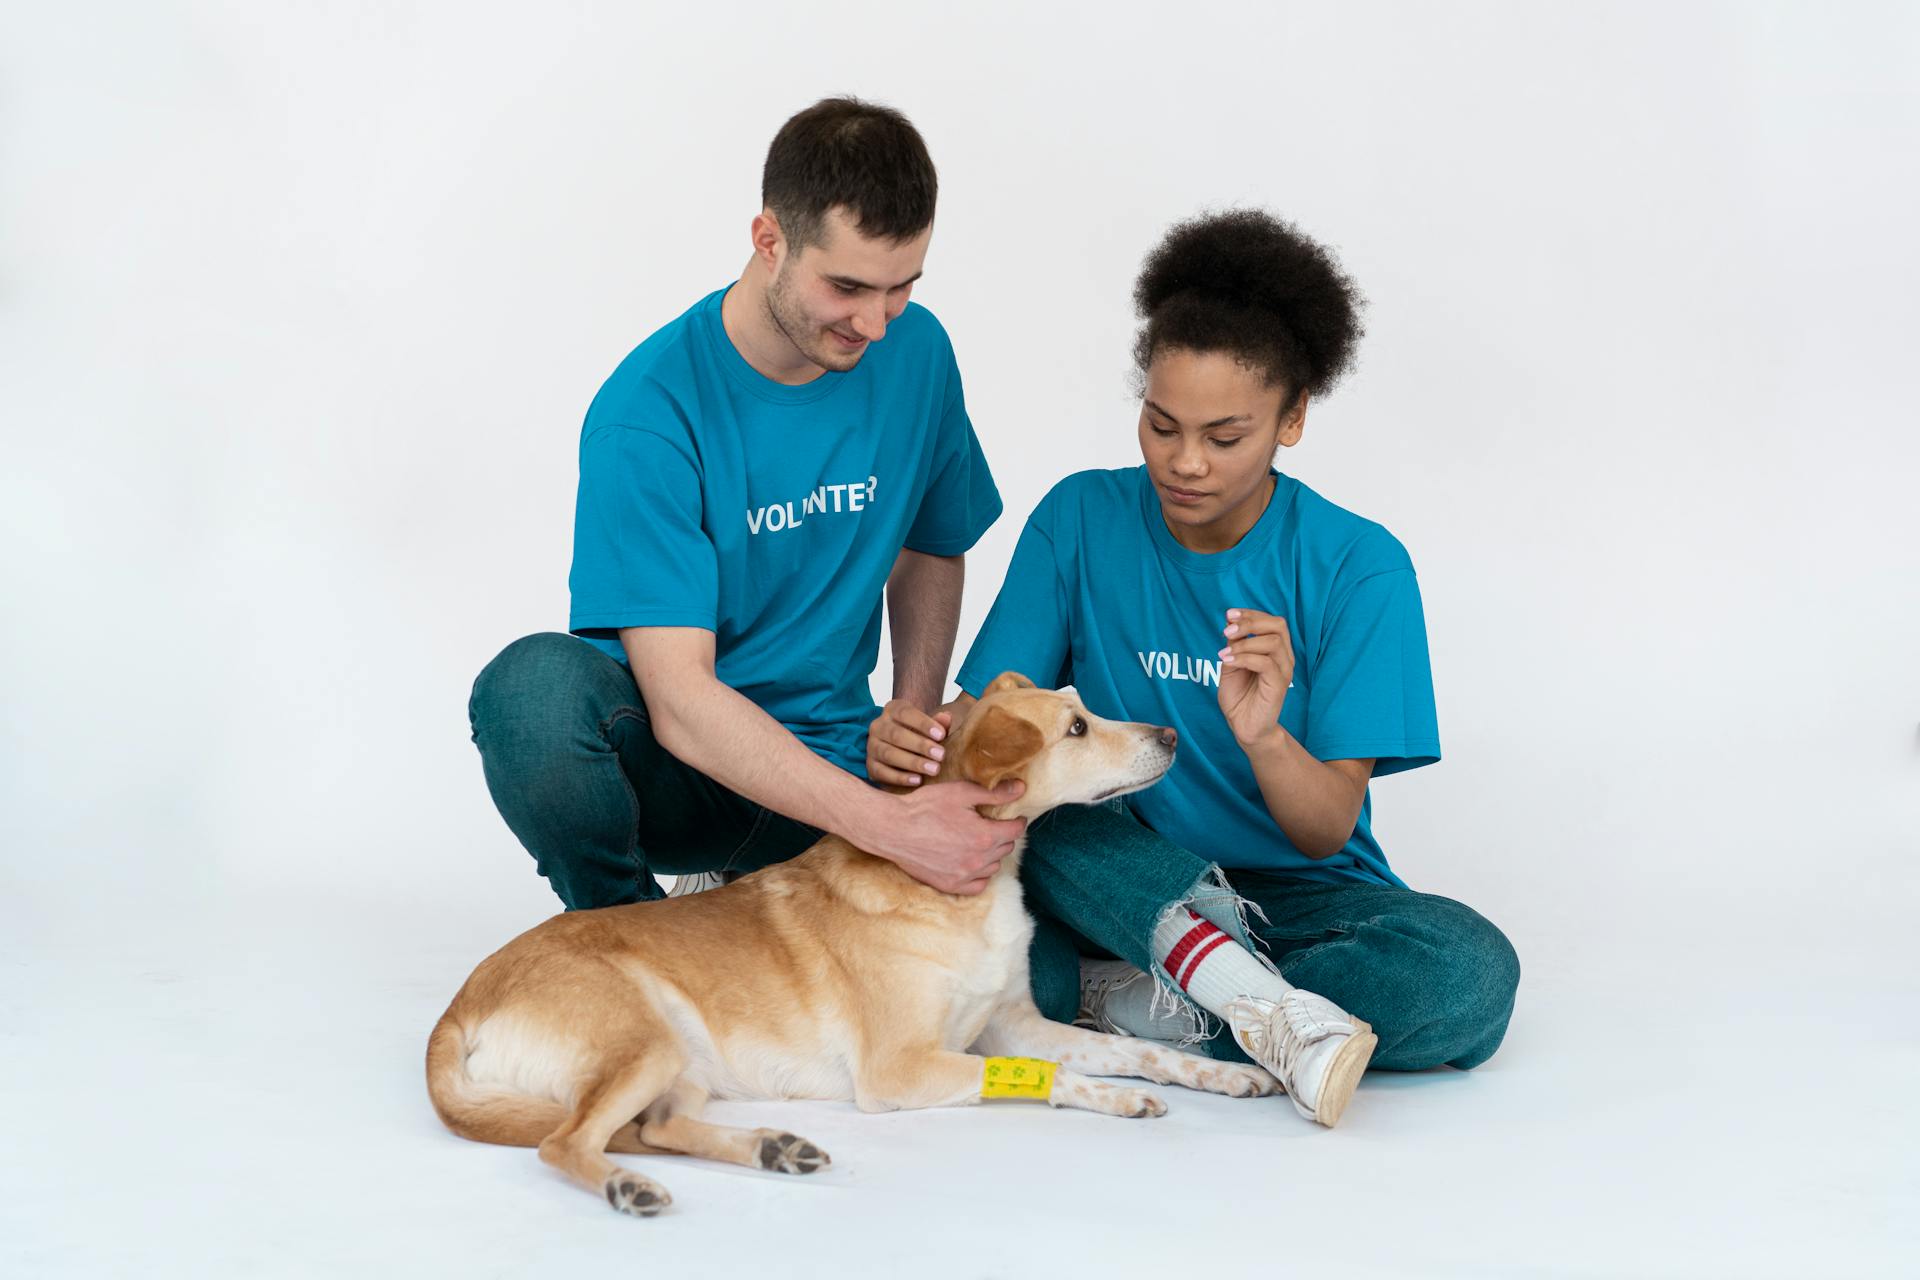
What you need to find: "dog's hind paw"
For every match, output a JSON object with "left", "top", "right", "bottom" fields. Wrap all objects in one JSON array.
[
  {"left": 754, "top": 1130, "right": 831, "bottom": 1175},
  {"left": 604, "top": 1171, "right": 672, "bottom": 1216}
]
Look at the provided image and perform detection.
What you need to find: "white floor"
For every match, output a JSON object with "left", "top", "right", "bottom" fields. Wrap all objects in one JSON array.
[{"left": 5, "top": 892, "right": 1914, "bottom": 1279}]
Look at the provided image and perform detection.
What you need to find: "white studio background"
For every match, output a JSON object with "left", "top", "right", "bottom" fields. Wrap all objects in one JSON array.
[
  {"left": 2, "top": 1, "right": 1917, "bottom": 1272},
  {"left": 5, "top": 0, "right": 1914, "bottom": 956}
]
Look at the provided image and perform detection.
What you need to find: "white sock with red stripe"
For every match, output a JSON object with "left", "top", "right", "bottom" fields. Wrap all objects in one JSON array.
[{"left": 1153, "top": 906, "right": 1293, "bottom": 1016}]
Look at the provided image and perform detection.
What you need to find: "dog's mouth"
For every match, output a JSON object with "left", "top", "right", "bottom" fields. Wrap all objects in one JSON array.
[{"left": 1086, "top": 769, "right": 1171, "bottom": 805}]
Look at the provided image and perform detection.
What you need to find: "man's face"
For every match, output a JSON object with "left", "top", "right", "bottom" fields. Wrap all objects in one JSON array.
[{"left": 764, "top": 206, "right": 931, "bottom": 373}]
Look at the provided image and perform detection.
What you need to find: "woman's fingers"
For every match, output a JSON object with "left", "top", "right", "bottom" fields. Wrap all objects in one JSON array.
[
  {"left": 1222, "top": 633, "right": 1285, "bottom": 658},
  {"left": 887, "top": 698, "right": 950, "bottom": 742},
  {"left": 867, "top": 700, "right": 951, "bottom": 788},
  {"left": 1223, "top": 608, "right": 1291, "bottom": 640},
  {"left": 1221, "top": 648, "right": 1285, "bottom": 683},
  {"left": 879, "top": 703, "right": 947, "bottom": 764},
  {"left": 869, "top": 760, "right": 926, "bottom": 787},
  {"left": 875, "top": 740, "right": 941, "bottom": 777}
]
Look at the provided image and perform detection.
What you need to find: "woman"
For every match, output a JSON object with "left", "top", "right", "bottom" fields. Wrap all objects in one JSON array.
[{"left": 867, "top": 210, "right": 1519, "bottom": 1128}]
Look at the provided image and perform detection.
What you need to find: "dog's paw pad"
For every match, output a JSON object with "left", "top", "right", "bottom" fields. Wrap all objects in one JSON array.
[
  {"left": 604, "top": 1172, "right": 671, "bottom": 1216},
  {"left": 756, "top": 1130, "right": 831, "bottom": 1174}
]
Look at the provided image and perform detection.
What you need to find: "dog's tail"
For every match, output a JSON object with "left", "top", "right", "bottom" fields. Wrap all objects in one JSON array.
[{"left": 425, "top": 1014, "right": 666, "bottom": 1154}]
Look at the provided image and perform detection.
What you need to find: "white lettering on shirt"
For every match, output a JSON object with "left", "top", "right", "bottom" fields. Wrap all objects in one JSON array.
[
  {"left": 748, "top": 475, "right": 879, "bottom": 536},
  {"left": 1135, "top": 649, "right": 1293, "bottom": 690}
]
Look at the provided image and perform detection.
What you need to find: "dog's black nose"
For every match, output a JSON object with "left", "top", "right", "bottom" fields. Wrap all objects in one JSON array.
[{"left": 1159, "top": 727, "right": 1178, "bottom": 749}]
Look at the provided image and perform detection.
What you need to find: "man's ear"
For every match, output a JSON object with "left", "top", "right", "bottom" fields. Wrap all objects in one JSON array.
[
  {"left": 984, "top": 671, "right": 1036, "bottom": 696},
  {"left": 750, "top": 209, "right": 785, "bottom": 269},
  {"left": 956, "top": 705, "right": 1044, "bottom": 789}
]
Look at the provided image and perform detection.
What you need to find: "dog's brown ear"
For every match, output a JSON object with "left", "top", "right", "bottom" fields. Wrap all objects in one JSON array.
[
  {"left": 983, "top": 671, "right": 1036, "bottom": 696},
  {"left": 956, "top": 705, "right": 1045, "bottom": 789}
]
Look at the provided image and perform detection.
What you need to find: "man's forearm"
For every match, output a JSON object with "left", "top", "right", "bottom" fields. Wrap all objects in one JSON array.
[
  {"left": 887, "top": 550, "right": 965, "bottom": 710},
  {"left": 635, "top": 659, "right": 890, "bottom": 847}
]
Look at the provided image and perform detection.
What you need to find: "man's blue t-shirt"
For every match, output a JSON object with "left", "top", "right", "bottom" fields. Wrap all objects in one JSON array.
[
  {"left": 569, "top": 286, "right": 1001, "bottom": 775},
  {"left": 956, "top": 467, "right": 1438, "bottom": 886}
]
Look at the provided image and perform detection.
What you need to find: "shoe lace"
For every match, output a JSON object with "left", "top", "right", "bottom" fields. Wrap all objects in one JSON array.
[
  {"left": 1075, "top": 966, "right": 1145, "bottom": 1028},
  {"left": 667, "top": 871, "right": 724, "bottom": 898}
]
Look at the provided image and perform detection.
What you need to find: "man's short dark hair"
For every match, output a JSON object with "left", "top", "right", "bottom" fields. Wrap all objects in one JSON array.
[{"left": 761, "top": 97, "right": 937, "bottom": 251}]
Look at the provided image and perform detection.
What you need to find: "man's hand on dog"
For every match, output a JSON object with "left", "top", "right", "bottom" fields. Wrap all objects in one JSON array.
[
  {"left": 869, "top": 779, "right": 1027, "bottom": 895},
  {"left": 865, "top": 698, "right": 1022, "bottom": 896},
  {"left": 1217, "top": 607, "right": 1296, "bottom": 748}
]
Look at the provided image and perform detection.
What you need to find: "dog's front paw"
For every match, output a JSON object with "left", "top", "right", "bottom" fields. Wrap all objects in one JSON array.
[
  {"left": 603, "top": 1170, "right": 671, "bottom": 1217},
  {"left": 1197, "top": 1063, "right": 1283, "bottom": 1098},
  {"left": 1117, "top": 1088, "right": 1168, "bottom": 1118},
  {"left": 754, "top": 1130, "right": 831, "bottom": 1175}
]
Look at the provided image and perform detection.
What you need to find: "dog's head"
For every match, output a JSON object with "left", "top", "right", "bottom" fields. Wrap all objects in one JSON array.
[{"left": 947, "top": 672, "right": 1177, "bottom": 820}]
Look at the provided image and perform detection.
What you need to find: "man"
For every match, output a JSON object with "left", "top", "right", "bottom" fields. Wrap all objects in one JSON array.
[{"left": 470, "top": 98, "right": 1022, "bottom": 909}]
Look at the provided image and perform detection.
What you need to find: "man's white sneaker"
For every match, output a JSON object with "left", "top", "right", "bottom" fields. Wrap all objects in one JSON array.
[
  {"left": 666, "top": 870, "right": 732, "bottom": 898},
  {"left": 1223, "top": 991, "right": 1377, "bottom": 1128},
  {"left": 1075, "top": 958, "right": 1150, "bottom": 1033},
  {"left": 1077, "top": 958, "right": 1211, "bottom": 1042}
]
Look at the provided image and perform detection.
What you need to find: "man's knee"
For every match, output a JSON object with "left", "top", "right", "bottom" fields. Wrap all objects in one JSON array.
[
  {"left": 470, "top": 632, "right": 641, "bottom": 745},
  {"left": 469, "top": 633, "right": 644, "bottom": 811},
  {"left": 473, "top": 633, "right": 594, "bottom": 724}
]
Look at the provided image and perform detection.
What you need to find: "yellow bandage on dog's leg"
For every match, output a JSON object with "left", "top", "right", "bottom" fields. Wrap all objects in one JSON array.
[{"left": 980, "top": 1056, "right": 1056, "bottom": 1101}]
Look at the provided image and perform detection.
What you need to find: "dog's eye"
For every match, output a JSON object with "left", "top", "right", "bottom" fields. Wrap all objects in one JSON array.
[{"left": 1068, "top": 717, "right": 1087, "bottom": 737}]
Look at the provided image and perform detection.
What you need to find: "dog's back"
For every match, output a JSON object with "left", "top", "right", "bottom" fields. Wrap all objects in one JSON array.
[{"left": 428, "top": 836, "right": 1017, "bottom": 1135}]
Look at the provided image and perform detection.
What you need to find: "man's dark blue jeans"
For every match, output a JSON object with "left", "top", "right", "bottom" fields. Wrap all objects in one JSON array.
[{"left": 469, "top": 633, "right": 821, "bottom": 906}]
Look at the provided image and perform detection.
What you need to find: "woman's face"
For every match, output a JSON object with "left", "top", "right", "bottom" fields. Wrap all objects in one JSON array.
[{"left": 1137, "top": 349, "right": 1304, "bottom": 549}]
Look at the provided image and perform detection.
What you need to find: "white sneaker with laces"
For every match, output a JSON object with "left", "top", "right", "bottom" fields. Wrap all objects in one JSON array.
[
  {"left": 1074, "top": 958, "right": 1150, "bottom": 1033},
  {"left": 666, "top": 870, "right": 732, "bottom": 898},
  {"left": 1076, "top": 958, "right": 1210, "bottom": 1042},
  {"left": 1223, "top": 991, "right": 1377, "bottom": 1127}
]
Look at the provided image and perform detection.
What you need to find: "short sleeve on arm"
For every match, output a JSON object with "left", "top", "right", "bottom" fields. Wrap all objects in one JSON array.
[
  {"left": 904, "top": 367, "right": 1001, "bottom": 556},
  {"left": 955, "top": 514, "right": 1072, "bottom": 695},
  {"left": 568, "top": 422, "right": 719, "bottom": 638},
  {"left": 1302, "top": 568, "right": 1441, "bottom": 777}
]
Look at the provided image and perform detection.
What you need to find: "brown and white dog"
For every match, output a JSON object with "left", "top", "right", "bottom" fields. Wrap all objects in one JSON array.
[{"left": 426, "top": 671, "right": 1279, "bottom": 1215}]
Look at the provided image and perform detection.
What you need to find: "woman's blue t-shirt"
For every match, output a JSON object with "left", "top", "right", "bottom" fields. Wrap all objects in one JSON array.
[{"left": 956, "top": 467, "right": 1439, "bottom": 886}]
